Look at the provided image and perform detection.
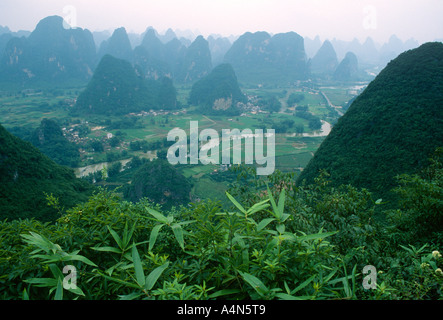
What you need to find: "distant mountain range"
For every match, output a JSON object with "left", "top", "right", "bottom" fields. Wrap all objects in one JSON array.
[
  {"left": 0, "top": 15, "right": 429, "bottom": 89},
  {"left": 224, "top": 31, "right": 309, "bottom": 85},
  {"left": 0, "top": 16, "right": 96, "bottom": 88},
  {"left": 305, "top": 34, "right": 421, "bottom": 70}
]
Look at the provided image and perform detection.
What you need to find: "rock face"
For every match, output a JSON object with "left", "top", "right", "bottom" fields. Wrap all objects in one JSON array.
[
  {"left": 297, "top": 42, "right": 443, "bottom": 201},
  {"left": 175, "top": 35, "right": 213, "bottom": 84},
  {"left": 224, "top": 31, "right": 309, "bottom": 85},
  {"left": 134, "top": 30, "right": 212, "bottom": 84},
  {"left": 333, "top": 52, "right": 359, "bottom": 81},
  {"left": 0, "top": 16, "right": 96, "bottom": 86},
  {"left": 97, "top": 27, "right": 133, "bottom": 62},
  {"left": 309, "top": 40, "right": 338, "bottom": 77},
  {"left": 0, "top": 124, "right": 92, "bottom": 222},
  {"left": 189, "top": 63, "right": 246, "bottom": 115},
  {"left": 208, "top": 35, "right": 232, "bottom": 67}
]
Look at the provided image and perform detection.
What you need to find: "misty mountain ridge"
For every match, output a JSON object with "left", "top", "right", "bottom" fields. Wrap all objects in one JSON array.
[
  {"left": 97, "top": 27, "right": 133, "bottom": 63},
  {"left": 305, "top": 34, "right": 421, "bottom": 69},
  {"left": 309, "top": 40, "right": 338, "bottom": 76},
  {"left": 0, "top": 16, "right": 96, "bottom": 87},
  {"left": 0, "top": 15, "right": 431, "bottom": 90},
  {"left": 223, "top": 31, "right": 309, "bottom": 85}
]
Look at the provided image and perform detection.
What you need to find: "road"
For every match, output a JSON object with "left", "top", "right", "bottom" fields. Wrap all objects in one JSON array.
[{"left": 320, "top": 91, "right": 344, "bottom": 117}]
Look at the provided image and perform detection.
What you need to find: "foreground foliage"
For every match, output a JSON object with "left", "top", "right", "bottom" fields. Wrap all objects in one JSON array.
[{"left": 0, "top": 150, "right": 442, "bottom": 300}]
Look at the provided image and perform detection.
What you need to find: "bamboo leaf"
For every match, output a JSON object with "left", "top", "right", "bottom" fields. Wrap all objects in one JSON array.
[
  {"left": 63, "top": 254, "right": 98, "bottom": 267},
  {"left": 276, "top": 223, "right": 285, "bottom": 235},
  {"left": 97, "top": 271, "right": 142, "bottom": 289},
  {"left": 122, "top": 221, "right": 137, "bottom": 250},
  {"left": 49, "top": 264, "right": 64, "bottom": 280},
  {"left": 275, "top": 293, "right": 314, "bottom": 300},
  {"left": 266, "top": 185, "right": 281, "bottom": 220},
  {"left": 132, "top": 245, "right": 145, "bottom": 287},
  {"left": 54, "top": 278, "right": 63, "bottom": 300},
  {"left": 66, "top": 285, "right": 85, "bottom": 297},
  {"left": 292, "top": 275, "right": 316, "bottom": 294},
  {"left": 277, "top": 189, "right": 285, "bottom": 217},
  {"left": 147, "top": 208, "right": 170, "bottom": 225},
  {"left": 92, "top": 246, "right": 122, "bottom": 254},
  {"left": 149, "top": 224, "right": 164, "bottom": 252},
  {"left": 118, "top": 292, "right": 143, "bottom": 300},
  {"left": 24, "top": 278, "right": 57, "bottom": 287},
  {"left": 208, "top": 289, "right": 241, "bottom": 299},
  {"left": 171, "top": 224, "right": 184, "bottom": 250},
  {"left": 257, "top": 218, "right": 276, "bottom": 232},
  {"left": 324, "top": 268, "right": 339, "bottom": 284},
  {"left": 226, "top": 192, "right": 246, "bottom": 214},
  {"left": 23, "top": 289, "right": 29, "bottom": 300},
  {"left": 239, "top": 272, "right": 269, "bottom": 297},
  {"left": 107, "top": 226, "right": 123, "bottom": 250},
  {"left": 247, "top": 199, "right": 270, "bottom": 215},
  {"left": 145, "top": 262, "right": 169, "bottom": 291}
]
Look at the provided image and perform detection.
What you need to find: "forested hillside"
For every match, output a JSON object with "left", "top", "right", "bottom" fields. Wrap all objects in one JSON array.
[
  {"left": 298, "top": 42, "right": 443, "bottom": 203},
  {"left": 0, "top": 124, "right": 92, "bottom": 222},
  {"left": 189, "top": 63, "right": 247, "bottom": 115}
]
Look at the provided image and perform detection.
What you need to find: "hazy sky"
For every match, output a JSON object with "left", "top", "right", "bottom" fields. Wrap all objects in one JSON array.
[{"left": 1, "top": 0, "right": 442, "bottom": 43}]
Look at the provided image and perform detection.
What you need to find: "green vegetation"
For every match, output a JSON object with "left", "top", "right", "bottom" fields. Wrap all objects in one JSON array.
[
  {"left": 287, "top": 93, "right": 305, "bottom": 107},
  {"left": 74, "top": 55, "right": 177, "bottom": 116},
  {"left": 0, "top": 83, "right": 338, "bottom": 210},
  {"left": 1, "top": 16, "right": 441, "bottom": 301},
  {"left": 123, "top": 159, "right": 192, "bottom": 210},
  {"left": 189, "top": 63, "right": 246, "bottom": 115},
  {"left": 299, "top": 42, "right": 443, "bottom": 203},
  {"left": 28, "top": 118, "right": 81, "bottom": 167},
  {"left": 0, "top": 124, "right": 93, "bottom": 222},
  {"left": 0, "top": 154, "right": 442, "bottom": 300}
]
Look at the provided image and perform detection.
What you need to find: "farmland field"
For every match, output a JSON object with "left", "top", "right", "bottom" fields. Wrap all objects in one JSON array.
[{"left": 0, "top": 82, "right": 363, "bottom": 203}]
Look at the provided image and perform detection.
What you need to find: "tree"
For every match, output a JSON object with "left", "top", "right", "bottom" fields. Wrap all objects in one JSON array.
[
  {"left": 124, "top": 159, "right": 192, "bottom": 209},
  {"left": 287, "top": 93, "right": 305, "bottom": 107}
]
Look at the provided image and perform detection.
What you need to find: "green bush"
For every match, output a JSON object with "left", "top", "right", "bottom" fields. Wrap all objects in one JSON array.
[{"left": 1, "top": 159, "right": 442, "bottom": 300}]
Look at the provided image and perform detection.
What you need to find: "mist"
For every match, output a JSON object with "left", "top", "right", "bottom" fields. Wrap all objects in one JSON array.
[{"left": 1, "top": 0, "right": 442, "bottom": 44}]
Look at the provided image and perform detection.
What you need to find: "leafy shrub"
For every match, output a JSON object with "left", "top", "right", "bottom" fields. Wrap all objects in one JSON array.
[{"left": 1, "top": 160, "right": 442, "bottom": 300}]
